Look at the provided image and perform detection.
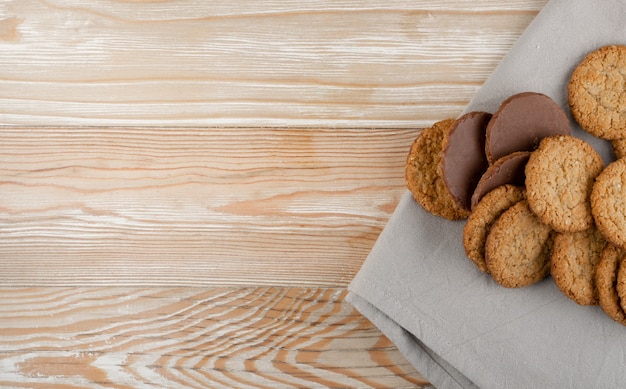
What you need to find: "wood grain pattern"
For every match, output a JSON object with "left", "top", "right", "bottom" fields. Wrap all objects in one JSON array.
[
  {"left": 0, "top": 287, "right": 429, "bottom": 388},
  {"left": 0, "top": 1, "right": 551, "bottom": 386},
  {"left": 0, "top": 126, "right": 417, "bottom": 287},
  {"left": 0, "top": 0, "right": 546, "bottom": 127}
]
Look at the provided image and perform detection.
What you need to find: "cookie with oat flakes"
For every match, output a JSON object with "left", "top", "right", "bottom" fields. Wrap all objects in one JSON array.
[
  {"left": 596, "top": 244, "right": 626, "bottom": 326},
  {"left": 591, "top": 158, "right": 626, "bottom": 249},
  {"left": 551, "top": 226, "right": 606, "bottom": 306},
  {"left": 485, "top": 200, "right": 553, "bottom": 288},
  {"left": 611, "top": 138, "right": 626, "bottom": 159},
  {"left": 525, "top": 135, "right": 604, "bottom": 233},
  {"left": 405, "top": 119, "right": 470, "bottom": 220},
  {"left": 568, "top": 45, "right": 626, "bottom": 140},
  {"left": 463, "top": 184, "right": 525, "bottom": 273}
]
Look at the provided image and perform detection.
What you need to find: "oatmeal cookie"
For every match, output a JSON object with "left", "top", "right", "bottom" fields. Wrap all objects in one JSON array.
[
  {"left": 611, "top": 138, "right": 626, "bottom": 159},
  {"left": 597, "top": 244, "right": 626, "bottom": 326},
  {"left": 591, "top": 158, "right": 626, "bottom": 249},
  {"left": 463, "top": 185, "right": 525, "bottom": 273},
  {"left": 525, "top": 135, "right": 604, "bottom": 232},
  {"left": 405, "top": 119, "right": 470, "bottom": 220},
  {"left": 485, "top": 200, "right": 553, "bottom": 288},
  {"left": 551, "top": 226, "right": 606, "bottom": 306},
  {"left": 568, "top": 45, "right": 626, "bottom": 140}
]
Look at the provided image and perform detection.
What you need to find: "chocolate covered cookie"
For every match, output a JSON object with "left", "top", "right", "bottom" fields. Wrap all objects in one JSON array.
[
  {"left": 568, "top": 45, "right": 626, "bottom": 140},
  {"left": 405, "top": 119, "right": 470, "bottom": 220},
  {"left": 441, "top": 111, "right": 491, "bottom": 212},
  {"left": 470, "top": 151, "right": 530, "bottom": 210},
  {"left": 526, "top": 135, "right": 604, "bottom": 232},
  {"left": 485, "top": 92, "right": 571, "bottom": 164}
]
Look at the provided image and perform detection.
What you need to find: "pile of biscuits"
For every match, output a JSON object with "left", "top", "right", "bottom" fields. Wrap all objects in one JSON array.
[{"left": 406, "top": 45, "right": 626, "bottom": 325}]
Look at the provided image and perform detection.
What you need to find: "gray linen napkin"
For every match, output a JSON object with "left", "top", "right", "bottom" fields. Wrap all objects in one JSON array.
[{"left": 347, "top": 0, "right": 626, "bottom": 388}]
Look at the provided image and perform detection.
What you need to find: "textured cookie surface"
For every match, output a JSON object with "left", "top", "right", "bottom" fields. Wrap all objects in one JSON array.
[
  {"left": 485, "top": 200, "right": 553, "bottom": 288},
  {"left": 405, "top": 119, "right": 470, "bottom": 220},
  {"left": 611, "top": 138, "right": 626, "bottom": 159},
  {"left": 591, "top": 158, "right": 626, "bottom": 249},
  {"left": 568, "top": 45, "right": 626, "bottom": 140},
  {"left": 463, "top": 185, "right": 525, "bottom": 273},
  {"left": 551, "top": 227, "right": 606, "bottom": 306},
  {"left": 526, "top": 135, "right": 604, "bottom": 232},
  {"left": 617, "top": 247, "right": 626, "bottom": 314},
  {"left": 441, "top": 111, "right": 491, "bottom": 212},
  {"left": 485, "top": 91, "right": 570, "bottom": 164},
  {"left": 596, "top": 244, "right": 626, "bottom": 326}
]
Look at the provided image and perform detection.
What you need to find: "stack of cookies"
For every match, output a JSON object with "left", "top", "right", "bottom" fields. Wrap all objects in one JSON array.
[{"left": 405, "top": 45, "right": 626, "bottom": 326}]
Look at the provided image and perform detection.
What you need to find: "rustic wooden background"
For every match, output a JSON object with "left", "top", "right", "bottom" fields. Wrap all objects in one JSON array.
[{"left": 0, "top": 0, "right": 547, "bottom": 387}]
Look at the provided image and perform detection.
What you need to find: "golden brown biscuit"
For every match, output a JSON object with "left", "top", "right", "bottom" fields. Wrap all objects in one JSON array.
[
  {"left": 597, "top": 244, "right": 626, "bottom": 326},
  {"left": 485, "top": 200, "right": 553, "bottom": 288},
  {"left": 568, "top": 45, "right": 626, "bottom": 140},
  {"left": 591, "top": 158, "right": 626, "bottom": 249},
  {"left": 551, "top": 227, "right": 606, "bottom": 306},
  {"left": 617, "top": 248, "right": 626, "bottom": 315},
  {"left": 405, "top": 119, "right": 470, "bottom": 220},
  {"left": 463, "top": 185, "right": 525, "bottom": 273},
  {"left": 611, "top": 138, "right": 626, "bottom": 159},
  {"left": 525, "top": 135, "right": 604, "bottom": 232}
]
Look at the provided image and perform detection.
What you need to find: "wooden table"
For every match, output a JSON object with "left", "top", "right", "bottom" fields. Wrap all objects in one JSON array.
[{"left": 0, "top": 1, "right": 548, "bottom": 387}]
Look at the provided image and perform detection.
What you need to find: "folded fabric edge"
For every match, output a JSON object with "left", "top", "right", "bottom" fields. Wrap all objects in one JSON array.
[{"left": 346, "top": 291, "right": 478, "bottom": 389}]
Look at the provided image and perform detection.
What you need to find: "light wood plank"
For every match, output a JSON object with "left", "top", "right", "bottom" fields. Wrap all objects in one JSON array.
[
  {"left": 0, "top": 127, "right": 417, "bottom": 287},
  {"left": 0, "top": 0, "right": 547, "bottom": 127},
  {"left": 0, "top": 287, "right": 430, "bottom": 388},
  {"left": 0, "top": 2, "right": 552, "bottom": 386}
]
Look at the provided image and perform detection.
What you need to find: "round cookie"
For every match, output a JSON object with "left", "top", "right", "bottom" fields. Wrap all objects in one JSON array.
[
  {"left": 470, "top": 151, "right": 530, "bottom": 210},
  {"left": 596, "top": 243, "right": 626, "bottom": 326},
  {"left": 441, "top": 111, "right": 491, "bottom": 212},
  {"left": 568, "top": 45, "right": 626, "bottom": 140},
  {"left": 525, "top": 135, "right": 604, "bottom": 232},
  {"left": 617, "top": 248, "right": 626, "bottom": 314},
  {"left": 551, "top": 226, "right": 606, "bottom": 306},
  {"left": 595, "top": 244, "right": 626, "bottom": 325},
  {"left": 611, "top": 138, "right": 626, "bottom": 159},
  {"left": 405, "top": 119, "right": 470, "bottom": 220},
  {"left": 463, "top": 185, "right": 525, "bottom": 273},
  {"left": 485, "top": 200, "right": 553, "bottom": 288},
  {"left": 485, "top": 92, "right": 571, "bottom": 164},
  {"left": 591, "top": 158, "right": 626, "bottom": 249}
]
